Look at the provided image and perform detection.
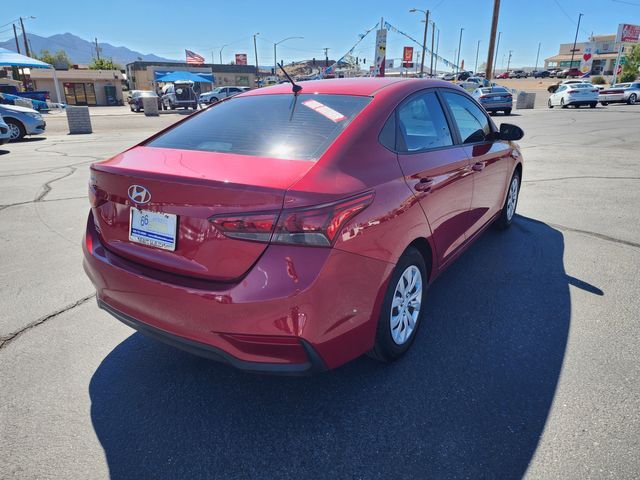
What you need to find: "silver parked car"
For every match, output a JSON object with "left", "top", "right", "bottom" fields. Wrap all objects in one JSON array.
[
  {"left": 199, "top": 86, "right": 247, "bottom": 105},
  {"left": 599, "top": 82, "right": 640, "bottom": 105},
  {"left": 472, "top": 86, "right": 513, "bottom": 115},
  {"left": 0, "top": 114, "right": 11, "bottom": 145},
  {"left": 0, "top": 104, "right": 46, "bottom": 141}
]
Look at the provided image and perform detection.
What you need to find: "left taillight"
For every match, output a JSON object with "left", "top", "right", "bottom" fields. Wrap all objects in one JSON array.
[{"left": 211, "top": 192, "right": 374, "bottom": 247}]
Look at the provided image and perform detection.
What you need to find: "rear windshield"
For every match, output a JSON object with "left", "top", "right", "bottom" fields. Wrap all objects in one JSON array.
[
  {"left": 481, "top": 87, "right": 508, "bottom": 94},
  {"left": 147, "top": 93, "right": 371, "bottom": 161}
]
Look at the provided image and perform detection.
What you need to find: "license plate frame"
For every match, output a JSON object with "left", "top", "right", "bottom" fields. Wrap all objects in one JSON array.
[{"left": 129, "top": 207, "right": 177, "bottom": 251}]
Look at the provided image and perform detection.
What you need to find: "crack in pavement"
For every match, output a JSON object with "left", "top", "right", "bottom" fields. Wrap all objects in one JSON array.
[
  {"left": 0, "top": 195, "right": 87, "bottom": 212},
  {"left": 0, "top": 294, "right": 95, "bottom": 350},
  {"left": 34, "top": 167, "right": 76, "bottom": 202}
]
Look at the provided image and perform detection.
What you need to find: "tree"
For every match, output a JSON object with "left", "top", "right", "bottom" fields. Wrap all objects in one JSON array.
[
  {"left": 89, "top": 57, "right": 122, "bottom": 70},
  {"left": 620, "top": 44, "right": 640, "bottom": 83},
  {"left": 35, "top": 49, "right": 71, "bottom": 69}
]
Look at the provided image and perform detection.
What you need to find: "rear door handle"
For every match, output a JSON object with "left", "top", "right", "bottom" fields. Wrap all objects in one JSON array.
[
  {"left": 414, "top": 178, "right": 434, "bottom": 192},
  {"left": 472, "top": 162, "right": 485, "bottom": 172}
]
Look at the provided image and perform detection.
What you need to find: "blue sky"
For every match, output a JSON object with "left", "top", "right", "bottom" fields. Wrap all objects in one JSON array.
[{"left": 1, "top": 0, "right": 636, "bottom": 69}]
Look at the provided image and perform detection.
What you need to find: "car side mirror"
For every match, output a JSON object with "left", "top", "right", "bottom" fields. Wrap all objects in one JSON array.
[{"left": 499, "top": 123, "right": 524, "bottom": 141}]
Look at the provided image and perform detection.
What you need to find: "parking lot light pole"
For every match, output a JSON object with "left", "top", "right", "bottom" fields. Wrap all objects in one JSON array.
[
  {"left": 219, "top": 44, "right": 228, "bottom": 64},
  {"left": 409, "top": 8, "right": 429, "bottom": 77},
  {"left": 535, "top": 42, "right": 541, "bottom": 71},
  {"left": 253, "top": 33, "right": 260, "bottom": 80},
  {"left": 475, "top": 40, "right": 481, "bottom": 73},
  {"left": 455, "top": 28, "right": 464, "bottom": 79},
  {"left": 430, "top": 21, "right": 436, "bottom": 77},
  {"left": 274, "top": 36, "right": 304, "bottom": 77},
  {"left": 570, "top": 13, "right": 583, "bottom": 68}
]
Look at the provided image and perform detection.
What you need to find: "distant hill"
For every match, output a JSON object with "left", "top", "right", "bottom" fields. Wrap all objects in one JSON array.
[{"left": 0, "top": 32, "right": 175, "bottom": 66}]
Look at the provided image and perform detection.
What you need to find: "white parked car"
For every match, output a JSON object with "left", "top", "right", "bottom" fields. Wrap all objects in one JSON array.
[
  {"left": 199, "top": 86, "right": 248, "bottom": 105},
  {"left": 548, "top": 83, "right": 599, "bottom": 109}
]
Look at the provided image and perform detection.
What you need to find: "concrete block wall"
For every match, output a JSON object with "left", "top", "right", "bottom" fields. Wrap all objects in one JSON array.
[
  {"left": 142, "top": 97, "right": 159, "bottom": 116},
  {"left": 66, "top": 106, "right": 93, "bottom": 134},
  {"left": 516, "top": 92, "right": 536, "bottom": 109}
]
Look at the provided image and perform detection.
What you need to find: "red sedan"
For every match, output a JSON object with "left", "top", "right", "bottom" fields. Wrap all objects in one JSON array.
[{"left": 83, "top": 78, "right": 524, "bottom": 373}]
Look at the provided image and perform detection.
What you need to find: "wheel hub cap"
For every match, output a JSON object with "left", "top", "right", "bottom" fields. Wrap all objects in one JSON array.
[
  {"left": 390, "top": 265, "right": 422, "bottom": 345},
  {"left": 8, "top": 124, "right": 20, "bottom": 139},
  {"left": 507, "top": 176, "right": 519, "bottom": 221}
]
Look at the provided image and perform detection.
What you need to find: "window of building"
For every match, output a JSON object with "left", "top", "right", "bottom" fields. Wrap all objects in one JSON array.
[{"left": 235, "top": 76, "right": 250, "bottom": 86}]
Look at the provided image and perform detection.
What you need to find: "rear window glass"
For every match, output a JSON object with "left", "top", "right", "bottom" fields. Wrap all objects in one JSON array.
[{"left": 147, "top": 94, "right": 371, "bottom": 161}]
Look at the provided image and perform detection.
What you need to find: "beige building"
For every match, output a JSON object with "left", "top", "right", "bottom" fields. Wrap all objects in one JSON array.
[
  {"left": 126, "top": 61, "right": 257, "bottom": 92},
  {"left": 29, "top": 68, "right": 124, "bottom": 105},
  {"left": 545, "top": 34, "right": 623, "bottom": 74}
]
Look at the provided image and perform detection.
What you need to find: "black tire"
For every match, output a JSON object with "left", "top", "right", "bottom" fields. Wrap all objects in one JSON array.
[
  {"left": 494, "top": 169, "right": 521, "bottom": 230},
  {"left": 590, "top": 103, "right": 597, "bottom": 108},
  {"left": 368, "top": 247, "right": 428, "bottom": 362},
  {"left": 627, "top": 93, "right": 637, "bottom": 105},
  {"left": 135, "top": 105, "right": 141, "bottom": 112},
  {"left": 548, "top": 99, "right": 554, "bottom": 109},
  {"left": 504, "top": 108, "right": 511, "bottom": 115},
  {"left": 209, "top": 97, "right": 219, "bottom": 104},
  {"left": 5, "top": 118, "right": 26, "bottom": 141},
  {"left": 601, "top": 102, "right": 608, "bottom": 106},
  {"left": 129, "top": 105, "right": 134, "bottom": 112}
]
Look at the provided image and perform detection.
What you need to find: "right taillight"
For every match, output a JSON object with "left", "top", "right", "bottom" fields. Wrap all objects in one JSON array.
[{"left": 210, "top": 192, "right": 374, "bottom": 247}]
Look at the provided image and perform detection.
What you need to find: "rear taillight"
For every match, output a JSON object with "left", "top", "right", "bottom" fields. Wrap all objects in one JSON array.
[
  {"left": 568, "top": 90, "right": 578, "bottom": 94},
  {"left": 211, "top": 192, "right": 374, "bottom": 247}
]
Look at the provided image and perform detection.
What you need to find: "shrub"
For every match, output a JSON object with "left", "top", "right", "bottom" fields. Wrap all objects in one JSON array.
[
  {"left": 620, "top": 71, "right": 638, "bottom": 83},
  {"left": 591, "top": 76, "right": 606, "bottom": 85}
]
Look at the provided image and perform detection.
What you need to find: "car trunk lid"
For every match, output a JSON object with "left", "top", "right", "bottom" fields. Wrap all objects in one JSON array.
[{"left": 90, "top": 146, "right": 314, "bottom": 281}]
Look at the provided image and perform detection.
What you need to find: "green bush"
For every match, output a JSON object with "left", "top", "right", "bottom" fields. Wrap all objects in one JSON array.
[
  {"left": 591, "top": 76, "right": 606, "bottom": 85},
  {"left": 620, "top": 71, "right": 638, "bottom": 83}
]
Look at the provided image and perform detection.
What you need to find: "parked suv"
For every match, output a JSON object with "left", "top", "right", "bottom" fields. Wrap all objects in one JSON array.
[
  {"left": 128, "top": 90, "right": 162, "bottom": 112},
  {"left": 557, "top": 68, "right": 582, "bottom": 79},
  {"left": 161, "top": 81, "right": 198, "bottom": 110},
  {"left": 509, "top": 70, "right": 527, "bottom": 79},
  {"left": 199, "top": 86, "right": 247, "bottom": 105}
]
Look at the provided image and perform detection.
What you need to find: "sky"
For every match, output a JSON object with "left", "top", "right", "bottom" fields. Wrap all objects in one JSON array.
[{"left": 1, "top": 0, "right": 637, "bottom": 70}]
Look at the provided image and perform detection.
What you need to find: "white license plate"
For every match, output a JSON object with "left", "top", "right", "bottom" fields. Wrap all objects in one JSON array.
[{"left": 129, "top": 208, "right": 177, "bottom": 251}]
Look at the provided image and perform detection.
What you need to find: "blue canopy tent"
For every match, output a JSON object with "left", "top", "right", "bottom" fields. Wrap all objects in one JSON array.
[
  {"left": 0, "top": 47, "right": 64, "bottom": 105},
  {"left": 155, "top": 71, "right": 213, "bottom": 83}
]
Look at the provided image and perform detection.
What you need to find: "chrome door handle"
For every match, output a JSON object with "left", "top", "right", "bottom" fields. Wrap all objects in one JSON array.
[
  {"left": 472, "top": 162, "right": 485, "bottom": 172},
  {"left": 414, "top": 178, "right": 434, "bottom": 192}
]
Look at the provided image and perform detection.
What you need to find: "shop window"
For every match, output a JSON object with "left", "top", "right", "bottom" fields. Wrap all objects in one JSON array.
[{"left": 236, "top": 76, "right": 249, "bottom": 86}]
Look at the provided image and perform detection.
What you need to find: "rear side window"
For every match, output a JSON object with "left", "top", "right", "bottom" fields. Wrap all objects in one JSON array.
[
  {"left": 442, "top": 91, "right": 492, "bottom": 144},
  {"left": 147, "top": 94, "right": 370, "bottom": 161},
  {"left": 396, "top": 91, "right": 453, "bottom": 152}
]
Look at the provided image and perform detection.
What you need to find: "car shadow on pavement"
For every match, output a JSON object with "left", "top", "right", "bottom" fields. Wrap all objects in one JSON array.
[{"left": 89, "top": 215, "right": 600, "bottom": 479}]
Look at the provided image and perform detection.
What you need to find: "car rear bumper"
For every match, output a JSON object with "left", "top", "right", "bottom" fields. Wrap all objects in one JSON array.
[
  {"left": 566, "top": 98, "right": 598, "bottom": 105},
  {"left": 599, "top": 94, "right": 625, "bottom": 103},
  {"left": 481, "top": 101, "right": 513, "bottom": 110},
  {"left": 83, "top": 212, "right": 394, "bottom": 372}
]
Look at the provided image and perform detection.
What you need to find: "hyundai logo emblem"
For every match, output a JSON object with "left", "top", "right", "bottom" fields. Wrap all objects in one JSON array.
[{"left": 128, "top": 185, "right": 151, "bottom": 204}]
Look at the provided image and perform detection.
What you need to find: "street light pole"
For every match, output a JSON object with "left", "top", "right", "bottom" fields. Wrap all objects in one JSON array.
[
  {"left": 219, "top": 44, "right": 228, "bottom": 64},
  {"left": 410, "top": 8, "right": 429, "bottom": 78},
  {"left": 475, "top": 40, "right": 481, "bottom": 72},
  {"left": 493, "top": 31, "right": 502, "bottom": 78},
  {"left": 274, "top": 37, "right": 304, "bottom": 76},
  {"left": 507, "top": 50, "right": 513, "bottom": 71},
  {"left": 434, "top": 28, "right": 440, "bottom": 75},
  {"left": 485, "top": 0, "right": 501, "bottom": 79},
  {"left": 570, "top": 13, "right": 583, "bottom": 68},
  {"left": 430, "top": 21, "right": 436, "bottom": 76},
  {"left": 534, "top": 42, "right": 541, "bottom": 71},
  {"left": 455, "top": 27, "right": 464, "bottom": 78},
  {"left": 253, "top": 32, "right": 260, "bottom": 74}
]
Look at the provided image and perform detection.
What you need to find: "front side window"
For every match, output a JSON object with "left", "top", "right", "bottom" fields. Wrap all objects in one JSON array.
[
  {"left": 441, "top": 91, "right": 492, "bottom": 144},
  {"left": 147, "top": 94, "right": 371, "bottom": 161},
  {"left": 396, "top": 91, "right": 453, "bottom": 152}
]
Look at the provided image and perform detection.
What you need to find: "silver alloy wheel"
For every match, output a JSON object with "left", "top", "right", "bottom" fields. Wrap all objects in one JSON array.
[
  {"left": 390, "top": 265, "right": 423, "bottom": 345},
  {"left": 507, "top": 175, "right": 519, "bottom": 221},
  {"left": 629, "top": 94, "right": 637, "bottom": 105},
  {"left": 7, "top": 123, "right": 21, "bottom": 140}
]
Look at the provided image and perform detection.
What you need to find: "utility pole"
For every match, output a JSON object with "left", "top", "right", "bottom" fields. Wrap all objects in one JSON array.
[
  {"left": 485, "top": 0, "right": 501, "bottom": 79},
  {"left": 274, "top": 37, "right": 303, "bottom": 76},
  {"left": 507, "top": 50, "right": 513, "bottom": 71},
  {"left": 253, "top": 33, "right": 260, "bottom": 83},
  {"left": 570, "top": 13, "right": 583, "bottom": 68},
  {"left": 534, "top": 42, "right": 541, "bottom": 71},
  {"left": 434, "top": 28, "right": 440, "bottom": 75},
  {"left": 94, "top": 38, "right": 101, "bottom": 60},
  {"left": 455, "top": 27, "right": 464, "bottom": 78},
  {"left": 219, "top": 44, "right": 227, "bottom": 64},
  {"left": 475, "top": 40, "right": 481, "bottom": 72},
  {"left": 19, "top": 17, "right": 31, "bottom": 57},
  {"left": 430, "top": 21, "right": 436, "bottom": 76},
  {"left": 12, "top": 24, "right": 21, "bottom": 54},
  {"left": 492, "top": 31, "right": 502, "bottom": 78},
  {"left": 323, "top": 47, "right": 329, "bottom": 67},
  {"left": 409, "top": 8, "right": 429, "bottom": 78}
]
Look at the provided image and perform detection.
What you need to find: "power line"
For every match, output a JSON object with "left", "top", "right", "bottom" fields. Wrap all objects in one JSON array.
[{"left": 551, "top": 0, "right": 590, "bottom": 37}]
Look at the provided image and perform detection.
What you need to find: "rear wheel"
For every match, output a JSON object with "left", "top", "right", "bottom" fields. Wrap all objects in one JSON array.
[
  {"left": 561, "top": 98, "right": 567, "bottom": 109},
  {"left": 368, "top": 247, "right": 427, "bottom": 362},
  {"left": 601, "top": 102, "right": 608, "bottom": 106},
  {"left": 627, "top": 93, "right": 637, "bottom": 105},
  {"left": 494, "top": 170, "right": 521, "bottom": 230},
  {"left": 590, "top": 102, "right": 597, "bottom": 108},
  {"left": 504, "top": 108, "right": 511, "bottom": 115},
  {"left": 5, "top": 118, "right": 25, "bottom": 141}
]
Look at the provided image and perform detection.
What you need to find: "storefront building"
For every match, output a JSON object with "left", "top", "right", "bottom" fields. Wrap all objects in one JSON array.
[
  {"left": 29, "top": 68, "right": 124, "bottom": 105},
  {"left": 545, "top": 34, "right": 622, "bottom": 75},
  {"left": 125, "top": 61, "right": 257, "bottom": 92}
]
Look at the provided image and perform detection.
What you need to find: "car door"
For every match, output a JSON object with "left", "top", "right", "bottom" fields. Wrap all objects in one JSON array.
[
  {"left": 554, "top": 85, "right": 567, "bottom": 105},
  {"left": 440, "top": 90, "right": 511, "bottom": 238},
  {"left": 394, "top": 89, "right": 474, "bottom": 264}
]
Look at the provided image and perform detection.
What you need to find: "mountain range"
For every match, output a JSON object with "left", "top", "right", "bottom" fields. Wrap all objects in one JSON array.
[{"left": 0, "top": 32, "right": 175, "bottom": 65}]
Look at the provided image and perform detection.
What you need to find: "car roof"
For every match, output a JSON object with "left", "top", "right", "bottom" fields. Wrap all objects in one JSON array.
[{"left": 241, "top": 78, "right": 414, "bottom": 97}]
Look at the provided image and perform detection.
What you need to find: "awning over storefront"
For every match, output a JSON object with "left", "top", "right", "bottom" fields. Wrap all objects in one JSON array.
[
  {"left": 0, "top": 47, "right": 64, "bottom": 104},
  {"left": 155, "top": 71, "right": 213, "bottom": 83}
]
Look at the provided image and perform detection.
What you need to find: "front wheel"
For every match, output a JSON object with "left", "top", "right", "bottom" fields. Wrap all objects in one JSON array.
[
  {"left": 368, "top": 247, "right": 427, "bottom": 362},
  {"left": 601, "top": 102, "right": 608, "bottom": 106},
  {"left": 627, "top": 94, "right": 637, "bottom": 105},
  {"left": 5, "top": 118, "right": 26, "bottom": 141},
  {"left": 590, "top": 103, "right": 597, "bottom": 108},
  {"left": 504, "top": 108, "right": 511, "bottom": 115},
  {"left": 548, "top": 99, "right": 554, "bottom": 109},
  {"left": 494, "top": 170, "right": 521, "bottom": 230}
]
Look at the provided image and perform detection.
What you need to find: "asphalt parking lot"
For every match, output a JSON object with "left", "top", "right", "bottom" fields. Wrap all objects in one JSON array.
[{"left": 1, "top": 102, "right": 639, "bottom": 479}]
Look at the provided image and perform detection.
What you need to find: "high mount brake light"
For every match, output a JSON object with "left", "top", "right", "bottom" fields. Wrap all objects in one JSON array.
[{"left": 210, "top": 193, "right": 374, "bottom": 246}]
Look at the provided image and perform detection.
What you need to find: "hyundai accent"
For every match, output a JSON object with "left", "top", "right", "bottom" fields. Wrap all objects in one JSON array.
[{"left": 83, "top": 78, "right": 524, "bottom": 374}]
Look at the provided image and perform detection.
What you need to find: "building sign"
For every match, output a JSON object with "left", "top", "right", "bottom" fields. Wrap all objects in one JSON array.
[
  {"left": 616, "top": 24, "right": 640, "bottom": 43},
  {"left": 373, "top": 29, "right": 387, "bottom": 77},
  {"left": 402, "top": 46, "right": 414, "bottom": 68},
  {"left": 579, "top": 42, "right": 594, "bottom": 74},
  {"left": 235, "top": 54, "right": 248, "bottom": 65}
]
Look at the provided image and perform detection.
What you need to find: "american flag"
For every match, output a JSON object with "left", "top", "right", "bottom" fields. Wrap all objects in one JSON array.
[{"left": 185, "top": 49, "right": 205, "bottom": 65}]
